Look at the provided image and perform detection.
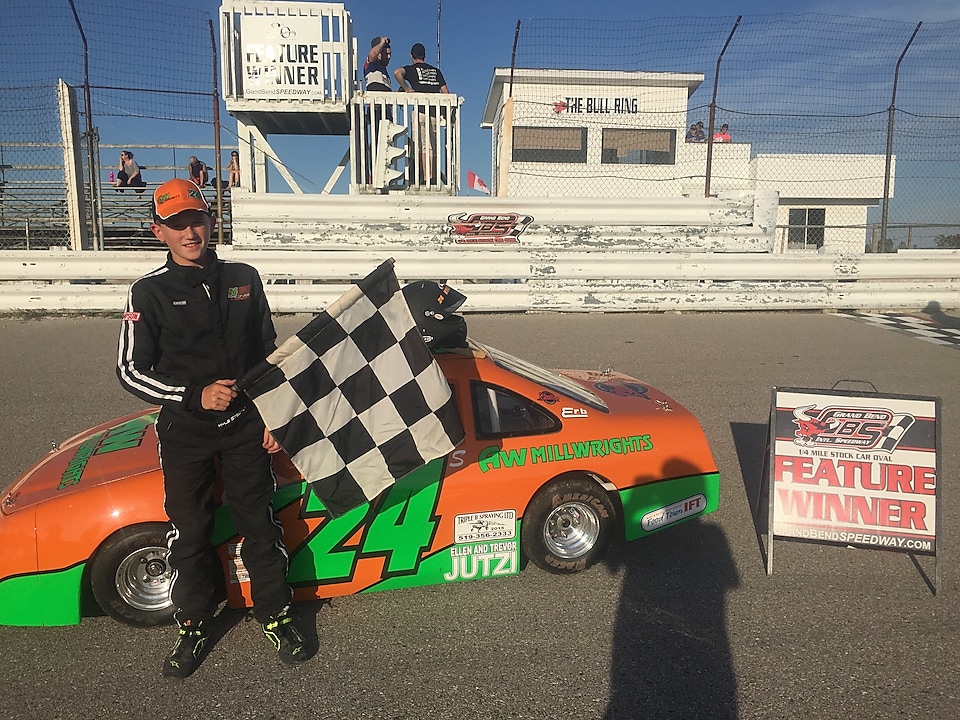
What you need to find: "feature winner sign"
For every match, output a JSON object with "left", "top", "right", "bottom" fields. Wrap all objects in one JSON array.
[
  {"left": 765, "top": 387, "right": 941, "bottom": 591},
  {"left": 242, "top": 14, "right": 326, "bottom": 99}
]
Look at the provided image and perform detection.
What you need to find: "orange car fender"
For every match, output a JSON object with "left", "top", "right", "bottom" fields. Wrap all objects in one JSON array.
[
  {"left": 33, "top": 469, "right": 167, "bottom": 574},
  {"left": 0, "top": 507, "right": 40, "bottom": 579}
]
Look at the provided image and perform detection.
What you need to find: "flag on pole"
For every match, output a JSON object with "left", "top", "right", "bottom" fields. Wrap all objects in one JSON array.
[
  {"left": 467, "top": 170, "right": 490, "bottom": 195},
  {"left": 239, "top": 259, "right": 464, "bottom": 516}
]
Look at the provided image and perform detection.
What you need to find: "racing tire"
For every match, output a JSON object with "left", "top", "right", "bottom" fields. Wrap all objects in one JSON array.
[
  {"left": 521, "top": 476, "right": 618, "bottom": 574},
  {"left": 89, "top": 523, "right": 176, "bottom": 627}
]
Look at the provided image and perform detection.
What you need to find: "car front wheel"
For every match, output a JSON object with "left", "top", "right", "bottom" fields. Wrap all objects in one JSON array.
[
  {"left": 89, "top": 523, "right": 175, "bottom": 626},
  {"left": 521, "top": 476, "right": 617, "bottom": 574}
]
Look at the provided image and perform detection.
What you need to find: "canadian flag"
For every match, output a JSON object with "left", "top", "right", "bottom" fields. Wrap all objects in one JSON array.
[{"left": 467, "top": 170, "right": 490, "bottom": 195}]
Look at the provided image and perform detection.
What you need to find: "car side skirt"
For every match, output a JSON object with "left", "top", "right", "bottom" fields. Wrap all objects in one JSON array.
[
  {"left": 618, "top": 472, "right": 721, "bottom": 541},
  {"left": 0, "top": 564, "right": 84, "bottom": 626}
]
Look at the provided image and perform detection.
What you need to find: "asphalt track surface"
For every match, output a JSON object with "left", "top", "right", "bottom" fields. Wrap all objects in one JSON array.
[{"left": 1, "top": 311, "right": 958, "bottom": 720}]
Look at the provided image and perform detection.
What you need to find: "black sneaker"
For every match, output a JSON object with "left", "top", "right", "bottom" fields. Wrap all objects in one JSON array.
[
  {"left": 162, "top": 621, "right": 208, "bottom": 679},
  {"left": 262, "top": 607, "right": 310, "bottom": 665}
]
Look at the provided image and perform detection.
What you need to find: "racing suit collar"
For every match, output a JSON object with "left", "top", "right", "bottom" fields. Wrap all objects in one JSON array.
[{"left": 166, "top": 249, "right": 219, "bottom": 287}]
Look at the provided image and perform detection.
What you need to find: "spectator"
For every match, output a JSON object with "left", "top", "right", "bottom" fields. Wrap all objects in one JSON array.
[
  {"left": 685, "top": 124, "right": 705, "bottom": 143},
  {"left": 227, "top": 151, "right": 240, "bottom": 189},
  {"left": 713, "top": 124, "right": 731, "bottom": 143},
  {"left": 361, "top": 36, "right": 394, "bottom": 186},
  {"left": 117, "top": 178, "right": 314, "bottom": 679},
  {"left": 115, "top": 150, "right": 146, "bottom": 194},
  {"left": 364, "top": 36, "right": 392, "bottom": 91},
  {"left": 394, "top": 43, "right": 450, "bottom": 185},
  {"left": 188, "top": 156, "right": 209, "bottom": 187}
]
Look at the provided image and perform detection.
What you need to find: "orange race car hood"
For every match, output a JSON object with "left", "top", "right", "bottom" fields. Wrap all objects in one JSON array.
[
  {"left": 558, "top": 369, "right": 691, "bottom": 415},
  {"left": 2, "top": 410, "right": 161, "bottom": 514}
]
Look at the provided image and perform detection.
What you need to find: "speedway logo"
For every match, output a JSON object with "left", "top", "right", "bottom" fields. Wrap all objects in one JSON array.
[
  {"left": 446, "top": 213, "right": 533, "bottom": 244},
  {"left": 791, "top": 404, "right": 915, "bottom": 452}
]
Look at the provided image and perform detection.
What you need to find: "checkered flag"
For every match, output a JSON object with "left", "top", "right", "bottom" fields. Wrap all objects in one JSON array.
[
  {"left": 877, "top": 414, "right": 916, "bottom": 453},
  {"left": 239, "top": 259, "right": 464, "bottom": 516}
]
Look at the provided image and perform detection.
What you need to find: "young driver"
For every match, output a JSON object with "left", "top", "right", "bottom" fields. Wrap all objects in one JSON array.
[{"left": 117, "top": 178, "right": 313, "bottom": 679}]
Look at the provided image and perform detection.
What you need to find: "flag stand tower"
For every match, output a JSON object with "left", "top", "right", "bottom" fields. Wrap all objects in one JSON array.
[{"left": 219, "top": 1, "right": 462, "bottom": 195}]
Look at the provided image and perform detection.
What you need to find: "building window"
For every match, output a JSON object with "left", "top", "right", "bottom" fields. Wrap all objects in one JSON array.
[
  {"left": 787, "top": 208, "right": 826, "bottom": 248},
  {"left": 601, "top": 129, "right": 676, "bottom": 165},
  {"left": 512, "top": 127, "right": 587, "bottom": 163}
]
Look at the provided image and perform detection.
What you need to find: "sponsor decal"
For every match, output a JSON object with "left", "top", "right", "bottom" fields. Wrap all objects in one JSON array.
[
  {"left": 654, "top": 400, "right": 673, "bottom": 412},
  {"left": 58, "top": 433, "right": 105, "bottom": 490},
  {"left": 228, "top": 285, "right": 252, "bottom": 301},
  {"left": 478, "top": 434, "right": 653, "bottom": 473},
  {"left": 641, "top": 494, "right": 707, "bottom": 532},
  {"left": 537, "top": 391, "right": 559, "bottom": 405},
  {"left": 444, "top": 540, "right": 518, "bottom": 581},
  {"left": 561, "top": 407, "right": 587, "bottom": 418},
  {"left": 454, "top": 510, "right": 516, "bottom": 543},
  {"left": 58, "top": 414, "right": 157, "bottom": 489},
  {"left": 226, "top": 542, "right": 249, "bottom": 583},
  {"left": 122, "top": 311, "right": 141, "bottom": 322},
  {"left": 593, "top": 381, "right": 651, "bottom": 399},
  {"left": 446, "top": 213, "right": 533, "bottom": 244},
  {"left": 172, "top": 300, "right": 186, "bottom": 306}
]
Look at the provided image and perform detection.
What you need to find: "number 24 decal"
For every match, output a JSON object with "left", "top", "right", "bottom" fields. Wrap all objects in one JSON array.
[{"left": 282, "top": 460, "right": 445, "bottom": 584}]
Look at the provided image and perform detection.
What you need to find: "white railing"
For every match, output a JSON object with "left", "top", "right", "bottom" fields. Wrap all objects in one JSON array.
[
  {"left": 349, "top": 92, "right": 463, "bottom": 195},
  {"left": 2, "top": 248, "right": 957, "bottom": 313},
  {"left": 228, "top": 189, "right": 778, "bottom": 252}
]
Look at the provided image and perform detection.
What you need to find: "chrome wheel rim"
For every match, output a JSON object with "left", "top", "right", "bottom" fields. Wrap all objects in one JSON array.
[
  {"left": 542, "top": 501, "right": 600, "bottom": 559},
  {"left": 115, "top": 546, "right": 173, "bottom": 612}
]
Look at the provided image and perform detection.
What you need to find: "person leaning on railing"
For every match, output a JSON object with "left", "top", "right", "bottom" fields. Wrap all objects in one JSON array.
[{"left": 394, "top": 42, "right": 450, "bottom": 185}]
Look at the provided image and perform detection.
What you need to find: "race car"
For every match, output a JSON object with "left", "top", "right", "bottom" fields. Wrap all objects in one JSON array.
[{"left": 0, "top": 339, "right": 720, "bottom": 628}]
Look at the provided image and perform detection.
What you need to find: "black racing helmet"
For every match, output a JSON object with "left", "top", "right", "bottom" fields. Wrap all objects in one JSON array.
[{"left": 402, "top": 280, "right": 468, "bottom": 349}]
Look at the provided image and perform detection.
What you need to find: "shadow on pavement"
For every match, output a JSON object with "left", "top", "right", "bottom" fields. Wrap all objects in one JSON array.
[
  {"left": 602, "top": 520, "right": 740, "bottom": 718},
  {"left": 923, "top": 300, "right": 960, "bottom": 329}
]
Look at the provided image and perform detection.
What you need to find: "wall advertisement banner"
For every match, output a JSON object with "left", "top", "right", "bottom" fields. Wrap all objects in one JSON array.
[{"left": 765, "top": 387, "right": 942, "bottom": 590}]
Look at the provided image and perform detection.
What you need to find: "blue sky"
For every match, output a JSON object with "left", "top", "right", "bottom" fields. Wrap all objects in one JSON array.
[{"left": 241, "top": 0, "right": 960, "bottom": 191}]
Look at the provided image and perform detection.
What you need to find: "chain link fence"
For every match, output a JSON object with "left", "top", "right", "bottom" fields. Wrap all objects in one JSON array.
[
  {"left": 0, "top": 0, "right": 218, "bottom": 250},
  {"left": 2, "top": 6, "right": 959, "bottom": 253},
  {"left": 507, "top": 14, "right": 960, "bottom": 252}
]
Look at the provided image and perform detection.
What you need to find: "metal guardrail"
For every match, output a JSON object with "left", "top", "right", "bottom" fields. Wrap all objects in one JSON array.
[{"left": 2, "top": 248, "right": 957, "bottom": 313}]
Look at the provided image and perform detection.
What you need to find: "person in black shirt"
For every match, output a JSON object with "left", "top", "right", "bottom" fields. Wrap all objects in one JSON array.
[
  {"left": 395, "top": 43, "right": 450, "bottom": 184},
  {"left": 117, "top": 178, "right": 313, "bottom": 679}
]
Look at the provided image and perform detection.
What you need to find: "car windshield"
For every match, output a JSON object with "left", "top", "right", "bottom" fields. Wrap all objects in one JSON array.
[{"left": 469, "top": 340, "right": 609, "bottom": 413}]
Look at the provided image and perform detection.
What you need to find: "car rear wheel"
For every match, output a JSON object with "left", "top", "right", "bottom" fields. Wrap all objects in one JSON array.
[
  {"left": 521, "top": 476, "right": 617, "bottom": 574},
  {"left": 89, "top": 523, "right": 175, "bottom": 626}
]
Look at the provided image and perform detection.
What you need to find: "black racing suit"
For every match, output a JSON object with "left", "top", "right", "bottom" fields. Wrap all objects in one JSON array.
[{"left": 117, "top": 250, "right": 291, "bottom": 624}]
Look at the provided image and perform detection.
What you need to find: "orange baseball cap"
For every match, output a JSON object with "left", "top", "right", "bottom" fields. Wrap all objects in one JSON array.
[{"left": 152, "top": 178, "right": 209, "bottom": 220}]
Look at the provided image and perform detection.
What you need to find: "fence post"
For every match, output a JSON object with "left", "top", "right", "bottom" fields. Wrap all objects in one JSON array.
[
  {"left": 705, "top": 16, "right": 741, "bottom": 199},
  {"left": 881, "top": 22, "right": 922, "bottom": 247},
  {"left": 209, "top": 19, "right": 224, "bottom": 247},
  {"left": 66, "top": 0, "right": 101, "bottom": 251},
  {"left": 57, "top": 81, "right": 91, "bottom": 251}
]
